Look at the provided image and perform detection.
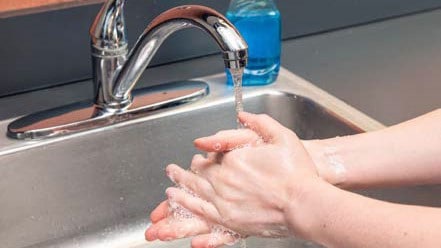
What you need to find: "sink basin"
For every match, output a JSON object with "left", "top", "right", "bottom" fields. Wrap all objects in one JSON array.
[{"left": 0, "top": 68, "right": 382, "bottom": 248}]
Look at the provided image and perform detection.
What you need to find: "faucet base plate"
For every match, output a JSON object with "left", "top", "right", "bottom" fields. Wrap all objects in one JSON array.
[{"left": 7, "top": 81, "right": 209, "bottom": 140}]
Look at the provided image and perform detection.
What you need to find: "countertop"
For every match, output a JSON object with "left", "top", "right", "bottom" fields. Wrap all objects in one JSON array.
[{"left": 2, "top": 9, "right": 441, "bottom": 125}]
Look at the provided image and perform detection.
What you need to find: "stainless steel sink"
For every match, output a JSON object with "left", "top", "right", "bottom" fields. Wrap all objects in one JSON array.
[{"left": 0, "top": 68, "right": 383, "bottom": 248}]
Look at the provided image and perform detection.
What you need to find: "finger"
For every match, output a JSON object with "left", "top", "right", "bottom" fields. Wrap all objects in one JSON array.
[
  {"left": 189, "top": 154, "right": 215, "bottom": 175},
  {"left": 146, "top": 215, "right": 211, "bottom": 241},
  {"left": 191, "top": 233, "right": 239, "bottom": 248},
  {"left": 194, "top": 129, "right": 261, "bottom": 152},
  {"left": 190, "top": 155, "right": 224, "bottom": 186},
  {"left": 206, "top": 152, "right": 223, "bottom": 164},
  {"left": 166, "top": 163, "right": 214, "bottom": 200},
  {"left": 150, "top": 200, "right": 169, "bottom": 224},
  {"left": 166, "top": 187, "right": 221, "bottom": 223},
  {"left": 238, "top": 112, "right": 292, "bottom": 143},
  {"left": 145, "top": 224, "right": 158, "bottom": 241},
  {"left": 189, "top": 154, "right": 223, "bottom": 185}
]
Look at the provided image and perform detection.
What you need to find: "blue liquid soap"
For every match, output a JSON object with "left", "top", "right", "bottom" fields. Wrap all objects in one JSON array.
[{"left": 226, "top": 8, "right": 281, "bottom": 86}]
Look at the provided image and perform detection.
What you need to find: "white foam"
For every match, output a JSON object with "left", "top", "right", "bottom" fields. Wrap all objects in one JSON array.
[
  {"left": 166, "top": 184, "right": 244, "bottom": 247},
  {"left": 324, "top": 146, "right": 347, "bottom": 183},
  {"left": 168, "top": 200, "right": 194, "bottom": 220},
  {"left": 208, "top": 224, "right": 242, "bottom": 247}
]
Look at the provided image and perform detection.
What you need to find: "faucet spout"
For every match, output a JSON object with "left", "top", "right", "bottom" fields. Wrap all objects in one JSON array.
[{"left": 90, "top": 4, "right": 248, "bottom": 110}]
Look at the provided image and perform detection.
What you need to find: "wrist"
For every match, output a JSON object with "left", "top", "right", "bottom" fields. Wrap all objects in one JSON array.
[{"left": 283, "top": 179, "right": 344, "bottom": 243}]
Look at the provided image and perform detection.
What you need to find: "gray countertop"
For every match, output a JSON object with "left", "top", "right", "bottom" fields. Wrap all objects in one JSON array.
[{"left": 2, "top": 9, "right": 441, "bottom": 125}]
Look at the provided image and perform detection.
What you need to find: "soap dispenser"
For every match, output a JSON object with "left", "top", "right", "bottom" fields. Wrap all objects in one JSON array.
[{"left": 226, "top": 0, "right": 281, "bottom": 85}]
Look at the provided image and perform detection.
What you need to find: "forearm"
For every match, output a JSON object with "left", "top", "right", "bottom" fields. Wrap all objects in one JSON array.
[
  {"left": 288, "top": 181, "right": 441, "bottom": 248},
  {"left": 304, "top": 109, "right": 441, "bottom": 189}
]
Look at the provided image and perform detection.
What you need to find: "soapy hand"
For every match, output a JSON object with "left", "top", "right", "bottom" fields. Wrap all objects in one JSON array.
[{"left": 146, "top": 112, "right": 321, "bottom": 247}]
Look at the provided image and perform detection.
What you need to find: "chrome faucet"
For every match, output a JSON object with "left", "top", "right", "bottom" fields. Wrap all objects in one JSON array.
[
  {"left": 90, "top": 1, "right": 248, "bottom": 111},
  {"left": 7, "top": 2, "right": 248, "bottom": 139}
]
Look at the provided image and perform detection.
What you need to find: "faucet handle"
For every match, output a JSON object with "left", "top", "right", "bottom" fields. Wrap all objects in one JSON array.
[
  {"left": 90, "top": 0, "right": 130, "bottom": 110},
  {"left": 90, "top": 0, "right": 127, "bottom": 50}
]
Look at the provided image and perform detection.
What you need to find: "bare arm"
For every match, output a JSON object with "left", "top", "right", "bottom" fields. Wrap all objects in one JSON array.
[
  {"left": 304, "top": 109, "right": 441, "bottom": 189},
  {"left": 294, "top": 180, "right": 441, "bottom": 248}
]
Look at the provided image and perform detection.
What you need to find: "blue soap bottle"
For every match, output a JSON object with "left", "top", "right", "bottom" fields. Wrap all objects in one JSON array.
[{"left": 226, "top": 0, "right": 281, "bottom": 85}]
